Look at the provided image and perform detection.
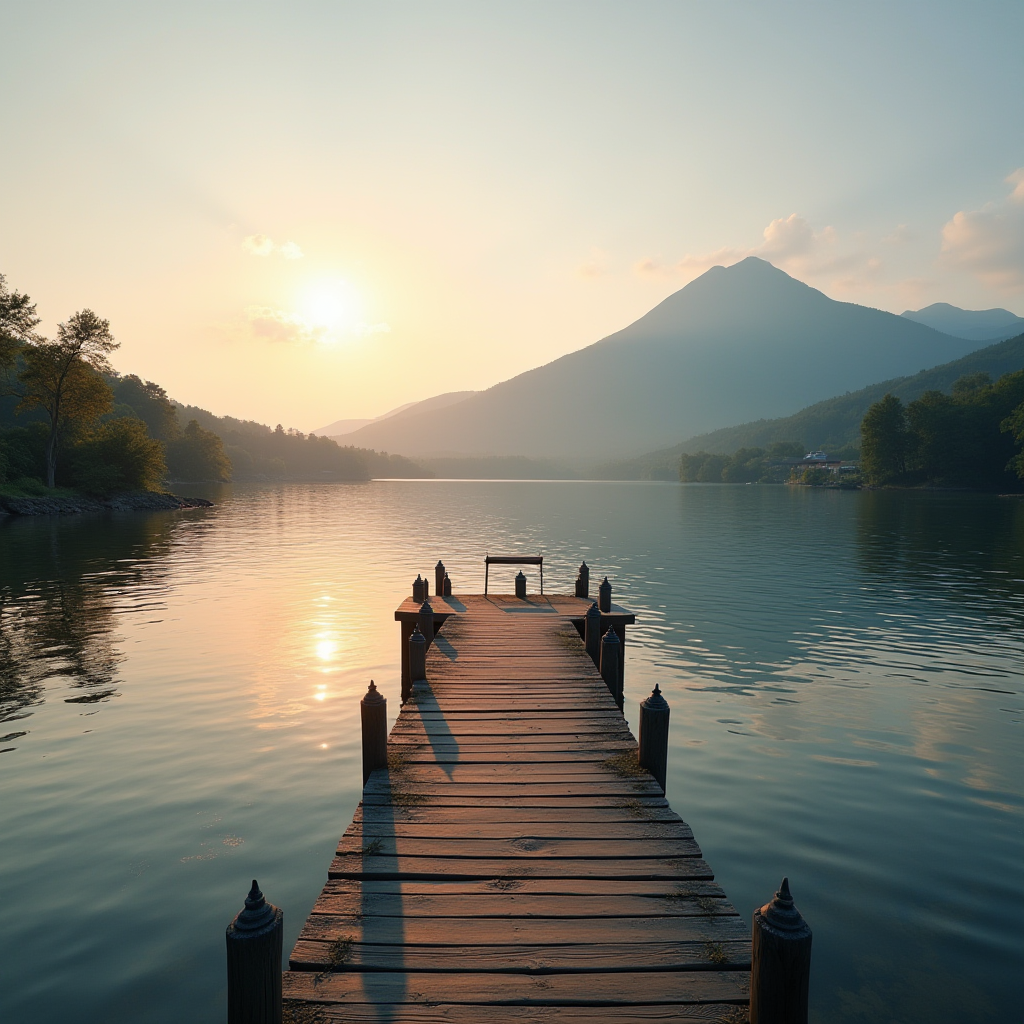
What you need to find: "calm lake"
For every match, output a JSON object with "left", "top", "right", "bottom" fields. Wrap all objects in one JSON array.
[{"left": 1, "top": 481, "right": 1021, "bottom": 1023}]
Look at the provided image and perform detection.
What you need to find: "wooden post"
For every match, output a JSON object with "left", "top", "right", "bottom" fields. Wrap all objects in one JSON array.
[
  {"left": 435, "top": 560, "right": 445, "bottom": 596},
  {"left": 408, "top": 625, "right": 427, "bottom": 691},
  {"left": 443, "top": 573, "right": 452, "bottom": 597},
  {"left": 515, "top": 570, "right": 527, "bottom": 599},
  {"left": 598, "top": 576, "right": 612, "bottom": 612},
  {"left": 575, "top": 561, "right": 590, "bottom": 599},
  {"left": 750, "top": 877, "right": 812, "bottom": 1024},
  {"left": 412, "top": 575, "right": 425, "bottom": 603},
  {"left": 360, "top": 680, "right": 387, "bottom": 785},
  {"left": 638, "top": 684, "right": 670, "bottom": 794},
  {"left": 418, "top": 600, "right": 434, "bottom": 648},
  {"left": 600, "top": 626, "right": 622, "bottom": 709},
  {"left": 226, "top": 879, "right": 283, "bottom": 1024},
  {"left": 584, "top": 602, "right": 602, "bottom": 665}
]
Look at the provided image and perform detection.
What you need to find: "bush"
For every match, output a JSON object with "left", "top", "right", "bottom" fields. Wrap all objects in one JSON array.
[
  {"left": 0, "top": 423, "right": 48, "bottom": 484},
  {"left": 69, "top": 417, "right": 167, "bottom": 494},
  {"left": 801, "top": 467, "right": 831, "bottom": 486}
]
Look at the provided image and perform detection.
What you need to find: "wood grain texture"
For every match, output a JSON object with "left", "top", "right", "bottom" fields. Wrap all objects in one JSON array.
[{"left": 286, "top": 592, "right": 749, "bottom": 1016}]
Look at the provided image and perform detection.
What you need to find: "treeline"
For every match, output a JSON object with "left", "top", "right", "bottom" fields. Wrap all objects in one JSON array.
[
  {"left": 0, "top": 273, "right": 426, "bottom": 494},
  {"left": 680, "top": 441, "right": 811, "bottom": 483},
  {"left": 860, "top": 370, "right": 1024, "bottom": 489}
]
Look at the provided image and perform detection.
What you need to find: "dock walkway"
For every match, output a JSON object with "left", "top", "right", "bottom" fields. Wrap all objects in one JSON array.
[{"left": 283, "top": 593, "right": 750, "bottom": 1022}]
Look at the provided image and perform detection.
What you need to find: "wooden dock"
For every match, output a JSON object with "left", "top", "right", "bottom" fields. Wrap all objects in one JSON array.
[{"left": 282, "top": 592, "right": 750, "bottom": 1022}]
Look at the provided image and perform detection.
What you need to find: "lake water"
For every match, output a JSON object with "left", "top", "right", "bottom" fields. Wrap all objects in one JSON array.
[{"left": 1, "top": 481, "right": 1021, "bottom": 1023}]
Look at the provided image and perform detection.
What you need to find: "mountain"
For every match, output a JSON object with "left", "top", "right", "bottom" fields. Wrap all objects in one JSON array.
[
  {"left": 594, "top": 332, "right": 1024, "bottom": 478},
  {"left": 901, "top": 303, "right": 1024, "bottom": 343},
  {"left": 312, "top": 391, "right": 477, "bottom": 438},
  {"left": 343, "top": 258, "right": 980, "bottom": 459}
]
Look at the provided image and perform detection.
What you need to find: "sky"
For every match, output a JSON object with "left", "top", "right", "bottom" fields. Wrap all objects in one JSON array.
[{"left": 1, "top": 1, "right": 1022, "bottom": 430}]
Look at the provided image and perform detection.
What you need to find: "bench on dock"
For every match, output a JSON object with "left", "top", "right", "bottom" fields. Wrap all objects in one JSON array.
[{"left": 484, "top": 553, "right": 543, "bottom": 594}]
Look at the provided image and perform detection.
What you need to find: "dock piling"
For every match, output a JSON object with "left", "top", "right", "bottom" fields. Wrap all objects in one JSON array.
[
  {"left": 515, "top": 570, "right": 527, "bottom": 599},
  {"left": 584, "top": 601, "right": 602, "bottom": 665},
  {"left": 443, "top": 572, "right": 452, "bottom": 596},
  {"left": 435, "top": 560, "right": 446, "bottom": 596},
  {"left": 599, "top": 576, "right": 612, "bottom": 612},
  {"left": 412, "top": 575, "right": 426, "bottom": 602},
  {"left": 638, "top": 684, "right": 670, "bottom": 793},
  {"left": 226, "top": 879, "right": 283, "bottom": 1024},
  {"left": 575, "top": 561, "right": 590, "bottom": 599},
  {"left": 418, "top": 600, "right": 434, "bottom": 647},
  {"left": 750, "top": 877, "right": 812, "bottom": 1024},
  {"left": 600, "top": 626, "right": 622, "bottom": 709},
  {"left": 360, "top": 680, "right": 387, "bottom": 784},
  {"left": 408, "top": 625, "right": 426, "bottom": 696}
]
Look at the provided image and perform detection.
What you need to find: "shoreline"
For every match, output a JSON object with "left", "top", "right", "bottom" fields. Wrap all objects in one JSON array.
[{"left": 0, "top": 491, "right": 214, "bottom": 516}]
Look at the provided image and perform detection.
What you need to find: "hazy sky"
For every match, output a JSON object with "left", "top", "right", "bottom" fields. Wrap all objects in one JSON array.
[{"left": 2, "top": 2, "right": 1022, "bottom": 429}]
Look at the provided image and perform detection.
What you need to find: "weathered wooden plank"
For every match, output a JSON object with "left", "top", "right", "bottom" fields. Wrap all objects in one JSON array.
[
  {"left": 309, "top": 891, "right": 735, "bottom": 919},
  {"left": 290, "top": 939, "right": 751, "bottom": 973},
  {"left": 328, "top": 855, "right": 714, "bottom": 881},
  {"left": 362, "top": 782, "right": 666, "bottom": 797},
  {"left": 360, "top": 795, "right": 670, "bottom": 808},
  {"left": 281, "top": 1003, "right": 748, "bottom": 1023},
  {"left": 314, "top": 878, "right": 729, "bottom": 898},
  {"left": 336, "top": 836, "right": 701, "bottom": 859},
  {"left": 282, "top": 968, "right": 748, "bottom": 1005},
  {"left": 344, "top": 820, "right": 694, "bottom": 840}
]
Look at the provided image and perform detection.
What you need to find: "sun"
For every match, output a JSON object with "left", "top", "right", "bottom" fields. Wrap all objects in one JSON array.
[{"left": 299, "top": 280, "right": 362, "bottom": 334}]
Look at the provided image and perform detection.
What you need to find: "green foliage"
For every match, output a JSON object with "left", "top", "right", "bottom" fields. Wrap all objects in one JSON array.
[
  {"left": 680, "top": 448, "right": 772, "bottom": 482},
  {"left": 801, "top": 467, "right": 831, "bottom": 486},
  {"left": 68, "top": 418, "right": 167, "bottom": 495},
  {"left": 1002, "top": 399, "right": 1024, "bottom": 480},
  {"left": 766, "top": 440, "right": 805, "bottom": 459},
  {"left": 721, "top": 447, "right": 767, "bottom": 482},
  {"left": 861, "top": 370, "right": 1024, "bottom": 489},
  {"left": 166, "top": 419, "right": 231, "bottom": 482},
  {"left": 0, "top": 274, "right": 40, "bottom": 374},
  {"left": 951, "top": 371, "right": 992, "bottom": 397},
  {"left": 109, "top": 374, "right": 180, "bottom": 441},
  {"left": 0, "top": 423, "right": 48, "bottom": 483},
  {"left": 861, "top": 394, "right": 912, "bottom": 485}
]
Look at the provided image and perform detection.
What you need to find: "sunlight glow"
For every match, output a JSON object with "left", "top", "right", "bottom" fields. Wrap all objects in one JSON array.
[
  {"left": 316, "top": 640, "right": 337, "bottom": 661},
  {"left": 300, "top": 280, "right": 362, "bottom": 335}
]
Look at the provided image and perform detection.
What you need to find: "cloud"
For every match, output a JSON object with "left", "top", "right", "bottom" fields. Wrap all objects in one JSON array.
[
  {"left": 634, "top": 214, "right": 873, "bottom": 283},
  {"left": 940, "top": 168, "right": 1024, "bottom": 292},
  {"left": 242, "top": 306, "right": 390, "bottom": 344},
  {"left": 242, "top": 234, "right": 304, "bottom": 260}
]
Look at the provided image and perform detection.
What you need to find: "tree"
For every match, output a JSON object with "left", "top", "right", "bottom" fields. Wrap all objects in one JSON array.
[
  {"left": 0, "top": 274, "right": 40, "bottom": 377},
  {"left": 165, "top": 419, "right": 231, "bottom": 481},
  {"left": 110, "top": 374, "right": 181, "bottom": 440},
  {"left": 17, "top": 310, "right": 118, "bottom": 487},
  {"left": 860, "top": 394, "right": 911, "bottom": 485},
  {"left": 1003, "top": 400, "right": 1024, "bottom": 480},
  {"left": 69, "top": 417, "right": 167, "bottom": 494}
]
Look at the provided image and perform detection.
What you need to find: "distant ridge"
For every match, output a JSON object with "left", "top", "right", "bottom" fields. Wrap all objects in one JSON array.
[
  {"left": 343, "top": 258, "right": 980, "bottom": 459},
  {"left": 313, "top": 391, "right": 477, "bottom": 438},
  {"left": 902, "top": 302, "right": 1024, "bottom": 343},
  {"left": 594, "top": 333, "right": 1024, "bottom": 478}
]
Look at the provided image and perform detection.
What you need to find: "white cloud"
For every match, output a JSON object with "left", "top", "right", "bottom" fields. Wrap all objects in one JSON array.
[
  {"left": 242, "top": 234, "right": 305, "bottom": 260},
  {"left": 634, "top": 214, "right": 878, "bottom": 287},
  {"left": 242, "top": 306, "right": 390, "bottom": 344},
  {"left": 940, "top": 168, "right": 1024, "bottom": 292},
  {"left": 577, "top": 248, "right": 611, "bottom": 279}
]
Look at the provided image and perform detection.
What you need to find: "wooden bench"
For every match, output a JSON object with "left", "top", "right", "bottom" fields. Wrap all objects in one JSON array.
[{"left": 484, "top": 553, "right": 543, "bottom": 593}]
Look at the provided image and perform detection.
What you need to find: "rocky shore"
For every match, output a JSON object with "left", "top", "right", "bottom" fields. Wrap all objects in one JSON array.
[{"left": 0, "top": 491, "right": 214, "bottom": 516}]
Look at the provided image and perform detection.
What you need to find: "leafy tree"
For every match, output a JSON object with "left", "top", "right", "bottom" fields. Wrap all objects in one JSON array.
[
  {"left": 16, "top": 310, "right": 118, "bottom": 487},
  {"left": 166, "top": 419, "right": 231, "bottom": 481},
  {"left": 861, "top": 394, "right": 912, "bottom": 485},
  {"left": 110, "top": 374, "right": 181, "bottom": 440},
  {"left": 69, "top": 417, "right": 167, "bottom": 494},
  {"left": 721, "top": 447, "right": 766, "bottom": 483},
  {"left": 766, "top": 440, "right": 806, "bottom": 459},
  {"left": 951, "top": 372, "right": 992, "bottom": 397},
  {"left": 1003, "top": 400, "right": 1024, "bottom": 480},
  {"left": 0, "top": 274, "right": 40, "bottom": 376}
]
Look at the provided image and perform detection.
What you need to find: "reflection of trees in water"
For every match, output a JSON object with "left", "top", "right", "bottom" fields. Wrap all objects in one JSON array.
[
  {"left": 0, "top": 512, "right": 181, "bottom": 727},
  {"left": 856, "top": 491, "right": 1024, "bottom": 606}
]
